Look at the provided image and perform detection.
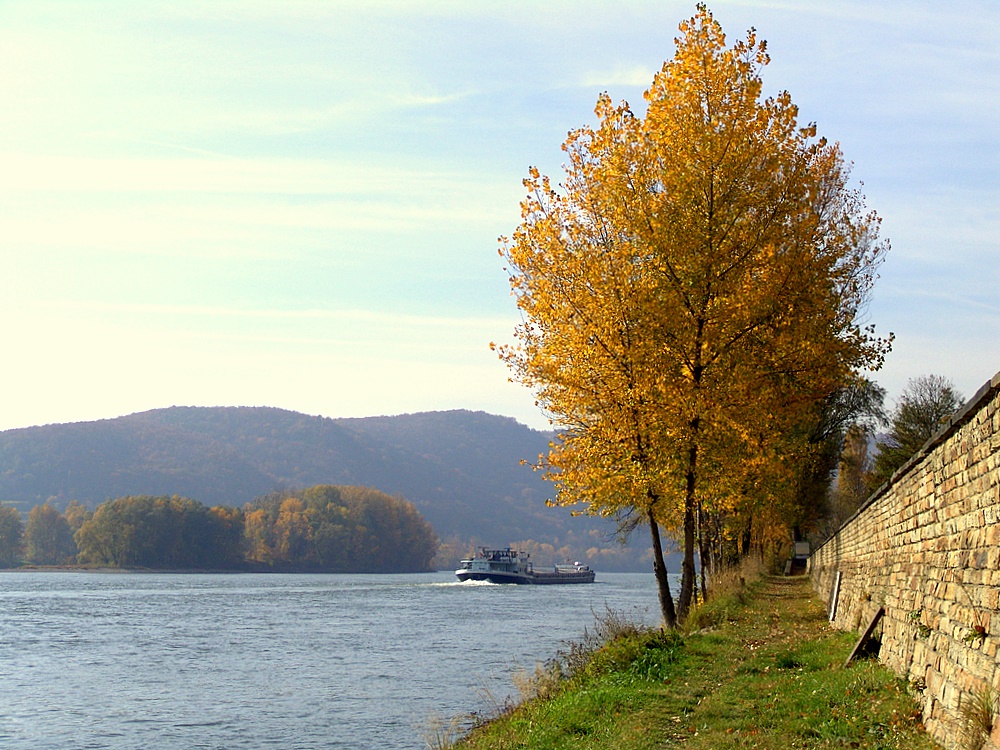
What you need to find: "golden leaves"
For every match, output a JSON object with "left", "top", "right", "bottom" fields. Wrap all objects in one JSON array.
[{"left": 496, "top": 5, "right": 889, "bottom": 554}]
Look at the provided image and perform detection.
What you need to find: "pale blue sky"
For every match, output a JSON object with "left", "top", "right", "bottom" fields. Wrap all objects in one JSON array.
[{"left": 1, "top": 1, "right": 997, "bottom": 431}]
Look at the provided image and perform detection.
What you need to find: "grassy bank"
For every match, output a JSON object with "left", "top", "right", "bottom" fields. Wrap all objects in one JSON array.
[{"left": 438, "top": 575, "right": 940, "bottom": 749}]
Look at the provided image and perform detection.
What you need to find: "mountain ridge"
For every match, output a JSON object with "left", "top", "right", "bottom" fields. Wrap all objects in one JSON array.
[{"left": 0, "top": 406, "right": 646, "bottom": 568}]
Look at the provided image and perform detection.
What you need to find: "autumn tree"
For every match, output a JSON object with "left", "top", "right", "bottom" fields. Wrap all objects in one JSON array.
[
  {"left": 497, "top": 6, "right": 890, "bottom": 626},
  {"left": 63, "top": 500, "right": 91, "bottom": 534},
  {"left": 209, "top": 505, "right": 245, "bottom": 565},
  {"left": 75, "top": 495, "right": 241, "bottom": 568},
  {"left": 24, "top": 503, "right": 77, "bottom": 565},
  {"left": 777, "top": 378, "right": 886, "bottom": 541},
  {"left": 243, "top": 506, "right": 275, "bottom": 565},
  {"left": 818, "top": 423, "right": 875, "bottom": 537},
  {"left": 0, "top": 504, "right": 23, "bottom": 567},
  {"left": 867, "top": 374, "right": 963, "bottom": 490},
  {"left": 244, "top": 485, "right": 438, "bottom": 572},
  {"left": 274, "top": 498, "right": 311, "bottom": 563}
]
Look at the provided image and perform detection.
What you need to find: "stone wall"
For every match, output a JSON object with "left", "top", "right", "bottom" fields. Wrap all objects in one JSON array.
[{"left": 810, "top": 370, "right": 1000, "bottom": 749}]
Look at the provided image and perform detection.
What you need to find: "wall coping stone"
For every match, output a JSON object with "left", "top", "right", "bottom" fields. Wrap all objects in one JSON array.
[{"left": 813, "top": 368, "right": 1000, "bottom": 556}]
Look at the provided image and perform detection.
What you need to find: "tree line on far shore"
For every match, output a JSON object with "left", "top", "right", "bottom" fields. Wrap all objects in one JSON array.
[{"left": 0, "top": 485, "right": 438, "bottom": 572}]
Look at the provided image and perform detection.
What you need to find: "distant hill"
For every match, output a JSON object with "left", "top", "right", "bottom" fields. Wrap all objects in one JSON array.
[{"left": 0, "top": 407, "right": 651, "bottom": 569}]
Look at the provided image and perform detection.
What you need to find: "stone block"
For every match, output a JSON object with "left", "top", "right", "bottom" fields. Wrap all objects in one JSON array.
[
  {"left": 987, "top": 524, "right": 1000, "bottom": 547},
  {"left": 926, "top": 668, "right": 945, "bottom": 699},
  {"left": 987, "top": 721, "right": 1000, "bottom": 750}
]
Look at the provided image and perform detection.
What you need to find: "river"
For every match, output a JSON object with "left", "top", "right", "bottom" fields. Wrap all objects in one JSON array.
[{"left": 0, "top": 570, "right": 665, "bottom": 749}]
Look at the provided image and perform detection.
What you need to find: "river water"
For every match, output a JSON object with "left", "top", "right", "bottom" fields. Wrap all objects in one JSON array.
[{"left": 0, "top": 571, "right": 665, "bottom": 749}]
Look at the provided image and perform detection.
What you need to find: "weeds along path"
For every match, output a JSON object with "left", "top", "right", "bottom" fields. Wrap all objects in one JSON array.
[{"left": 456, "top": 575, "right": 940, "bottom": 750}]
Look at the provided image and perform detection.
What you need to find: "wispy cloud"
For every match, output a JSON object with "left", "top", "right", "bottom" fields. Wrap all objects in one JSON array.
[
  {"left": 162, "top": 89, "right": 477, "bottom": 137},
  {"left": 23, "top": 298, "right": 513, "bottom": 330},
  {"left": 0, "top": 151, "right": 512, "bottom": 203},
  {"left": 579, "top": 65, "right": 656, "bottom": 90},
  {"left": 0, "top": 152, "right": 521, "bottom": 265}
]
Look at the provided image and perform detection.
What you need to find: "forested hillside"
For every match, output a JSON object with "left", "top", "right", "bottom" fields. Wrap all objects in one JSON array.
[{"left": 0, "top": 407, "right": 644, "bottom": 569}]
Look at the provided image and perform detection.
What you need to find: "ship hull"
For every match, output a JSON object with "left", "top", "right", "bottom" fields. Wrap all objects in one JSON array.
[
  {"left": 455, "top": 570, "right": 595, "bottom": 585},
  {"left": 455, "top": 570, "right": 533, "bottom": 584},
  {"left": 525, "top": 571, "right": 595, "bottom": 584}
]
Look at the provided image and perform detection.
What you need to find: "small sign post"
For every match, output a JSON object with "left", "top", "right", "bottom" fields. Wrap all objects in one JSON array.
[{"left": 829, "top": 571, "right": 842, "bottom": 622}]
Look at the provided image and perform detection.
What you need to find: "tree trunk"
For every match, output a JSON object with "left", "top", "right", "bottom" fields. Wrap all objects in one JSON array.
[
  {"left": 741, "top": 513, "right": 753, "bottom": 558},
  {"left": 677, "top": 418, "right": 699, "bottom": 623},
  {"left": 697, "top": 502, "right": 710, "bottom": 604},
  {"left": 648, "top": 509, "right": 677, "bottom": 629},
  {"left": 678, "top": 495, "right": 696, "bottom": 623}
]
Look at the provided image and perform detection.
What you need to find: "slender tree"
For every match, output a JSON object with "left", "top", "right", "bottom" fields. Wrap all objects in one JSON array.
[
  {"left": 0, "top": 505, "right": 23, "bottom": 568},
  {"left": 274, "top": 498, "right": 311, "bottom": 564},
  {"left": 822, "top": 423, "right": 876, "bottom": 534},
  {"left": 24, "top": 504, "right": 77, "bottom": 565},
  {"left": 63, "top": 500, "right": 91, "bottom": 534},
  {"left": 497, "top": 6, "right": 890, "bottom": 625},
  {"left": 868, "top": 374, "right": 962, "bottom": 489}
]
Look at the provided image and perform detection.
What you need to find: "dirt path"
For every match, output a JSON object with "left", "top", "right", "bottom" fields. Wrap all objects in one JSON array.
[
  {"left": 634, "top": 575, "right": 940, "bottom": 749},
  {"left": 455, "top": 575, "right": 940, "bottom": 749}
]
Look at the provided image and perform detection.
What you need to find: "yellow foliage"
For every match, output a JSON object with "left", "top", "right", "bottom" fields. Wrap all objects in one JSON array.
[{"left": 497, "top": 6, "right": 889, "bottom": 622}]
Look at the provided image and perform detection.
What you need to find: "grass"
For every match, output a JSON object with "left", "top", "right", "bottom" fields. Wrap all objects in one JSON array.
[
  {"left": 439, "top": 574, "right": 941, "bottom": 750},
  {"left": 958, "top": 684, "right": 996, "bottom": 750}
]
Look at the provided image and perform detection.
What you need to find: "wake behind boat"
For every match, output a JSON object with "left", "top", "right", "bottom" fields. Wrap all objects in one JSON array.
[{"left": 455, "top": 547, "right": 595, "bottom": 584}]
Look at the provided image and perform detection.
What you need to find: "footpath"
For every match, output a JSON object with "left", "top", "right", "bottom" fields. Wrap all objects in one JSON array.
[{"left": 453, "top": 575, "right": 942, "bottom": 749}]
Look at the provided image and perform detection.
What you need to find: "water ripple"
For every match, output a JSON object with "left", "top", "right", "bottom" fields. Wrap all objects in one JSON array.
[{"left": 0, "top": 570, "right": 664, "bottom": 749}]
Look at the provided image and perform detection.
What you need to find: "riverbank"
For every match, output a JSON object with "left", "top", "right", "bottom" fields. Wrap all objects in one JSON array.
[{"left": 447, "top": 575, "right": 943, "bottom": 749}]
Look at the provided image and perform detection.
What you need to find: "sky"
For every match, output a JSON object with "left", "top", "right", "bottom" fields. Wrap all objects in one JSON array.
[{"left": 1, "top": 0, "right": 997, "bottom": 433}]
